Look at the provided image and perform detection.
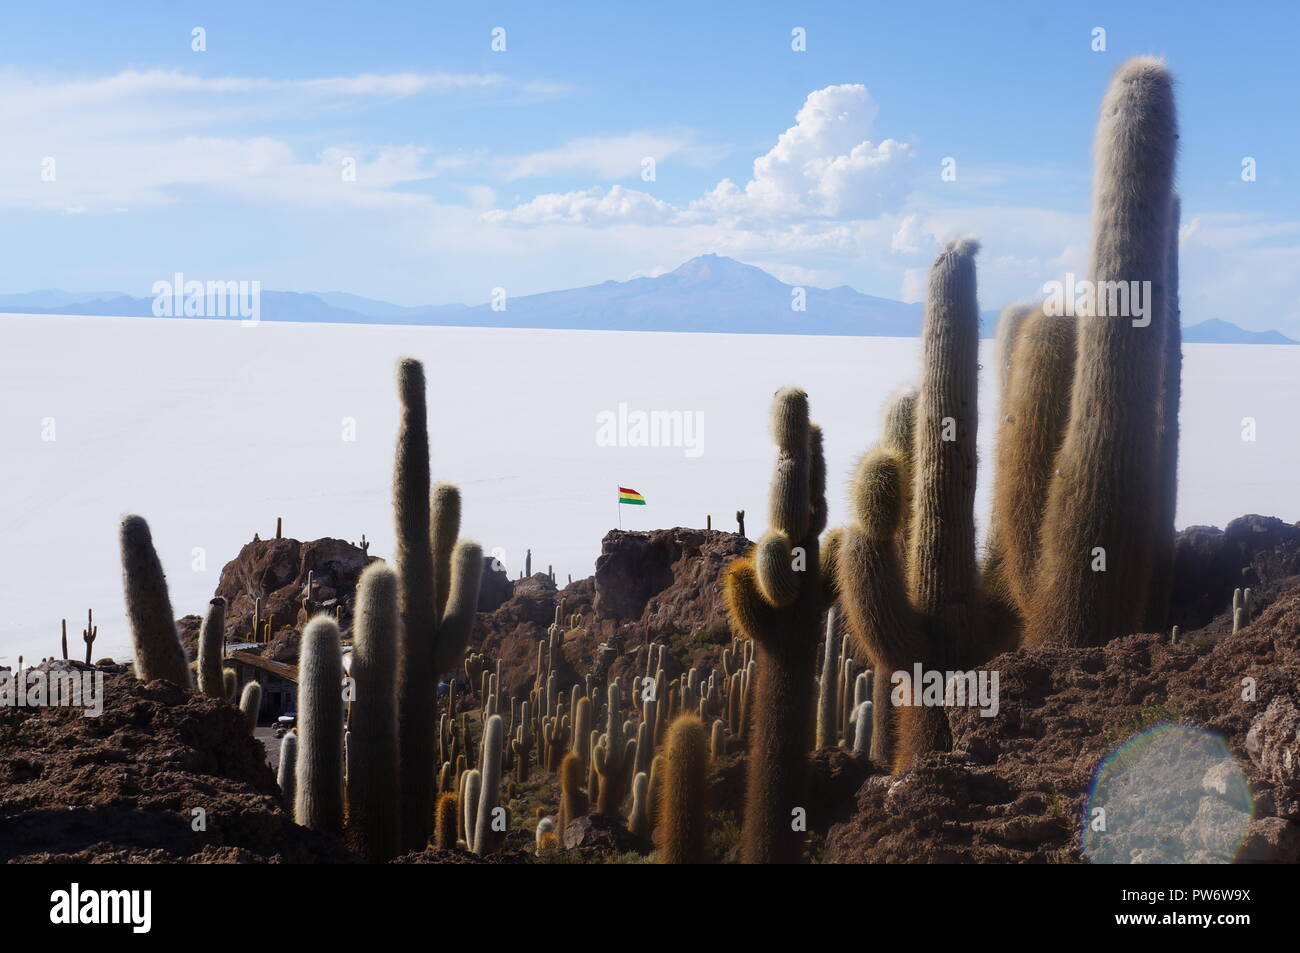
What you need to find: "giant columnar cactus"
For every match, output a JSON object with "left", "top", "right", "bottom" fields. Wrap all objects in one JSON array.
[
  {"left": 908, "top": 238, "right": 982, "bottom": 672},
  {"left": 392, "top": 357, "right": 486, "bottom": 851},
  {"left": 558, "top": 751, "right": 588, "bottom": 836},
  {"left": 1025, "top": 59, "right": 1178, "bottom": 648},
  {"left": 471, "top": 714, "right": 504, "bottom": 855},
  {"left": 222, "top": 668, "right": 237, "bottom": 701},
  {"left": 593, "top": 683, "right": 636, "bottom": 815},
  {"left": 345, "top": 563, "right": 401, "bottom": 862},
  {"left": 1144, "top": 193, "right": 1182, "bottom": 633},
  {"left": 239, "top": 682, "right": 262, "bottom": 731},
  {"left": 723, "top": 387, "right": 829, "bottom": 864},
  {"left": 655, "top": 713, "right": 709, "bottom": 864},
  {"left": 984, "top": 306, "right": 1077, "bottom": 621},
  {"left": 294, "top": 616, "right": 344, "bottom": 834},
  {"left": 277, "top": 731, "right": 298, "bottom": 806},
  {"left": 119, "top": 515, "right": 190, "bottom": 687},
  {"left": 197, "top": 597, "right": 226, "bottom": 697}
]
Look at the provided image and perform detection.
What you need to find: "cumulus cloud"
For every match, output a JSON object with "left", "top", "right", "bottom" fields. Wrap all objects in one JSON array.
[{"left": 489, "top": 84, "right": 915, "bottom": 228}]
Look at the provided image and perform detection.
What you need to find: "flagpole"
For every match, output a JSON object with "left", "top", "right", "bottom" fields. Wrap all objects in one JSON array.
[{"left": 617, "top": 486, "right": 622, "bottom": 531}]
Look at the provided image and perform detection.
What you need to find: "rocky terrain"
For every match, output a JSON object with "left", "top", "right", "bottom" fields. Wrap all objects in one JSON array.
[{"left": 4, "top": 515, "right": 1298, "bottom": 863}]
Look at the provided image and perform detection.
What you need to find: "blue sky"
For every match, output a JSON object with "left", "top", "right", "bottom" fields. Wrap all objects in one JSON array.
[{"left": 3, "top": 0, "right": 1298, "bottom": 330}]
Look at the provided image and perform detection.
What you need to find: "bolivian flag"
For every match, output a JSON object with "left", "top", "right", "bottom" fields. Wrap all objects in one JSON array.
[{"left": 618, "top": 486, "right": 646, "bottom": 506}]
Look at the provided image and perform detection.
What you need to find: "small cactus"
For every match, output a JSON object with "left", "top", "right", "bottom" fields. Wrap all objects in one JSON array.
[
  {"left": 222, "top": 668, "right": 237, "bottom": 702},
  {"left": 433, "top": 792, "right": 458, "bottom": 850},
  {"left": 197, "top": 597, "right": 227, "bottom": 697},
  {"left": 239, "top": 682, "right": 262, "bottom": 731},
  {"left": 277, "top": 731, "right": 298, "bottom": 805}
]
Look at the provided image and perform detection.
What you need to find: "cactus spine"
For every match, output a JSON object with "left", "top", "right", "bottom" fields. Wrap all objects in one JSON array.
[
  {"left": 1026, "top": 58, "right": 1178, "bottom": 648},
  {"left": 345, "top": 562, "right": 401, "bottom": 862},
  {"left": 294, "top": 616, "right": 344, "bottom": 834},
  {"left": 197, "top": 597, "right": 226, "bottom": 697},
  {"left": 393, "top": 357, "right": 485, "bottom": 851},
  {"left": 722, "top": 387, "right": 827, "bottom": 864},
  {"left": 655, "top": 713, "right": 709, "bottom": 864},
  {"left": 119, "top": 515, "right": 190, "bottom": 687}
]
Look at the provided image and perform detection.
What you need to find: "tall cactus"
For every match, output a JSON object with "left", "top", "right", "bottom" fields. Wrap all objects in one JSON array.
[
  {"left": 345, "top": 563, "right": 401, "bottom": 863},
  {"left": 908, "top": 238, "right": 982, "bottom": 671},
  {"left": 294, "top": 616, "right": 344, "bottom": 834},
  {"left": 119, "top": 515, "right": 190, "bottom": 687},
  {"left": 723, "top": 387, "right": 829, "bottom": 864},
  {"left": 656, "top": 713, "right": 709, "bottom": 864},
  {"left": 1026, "top": 58, "right": 1178, "bottom": 648},
  {"left": 393, "top": 357, "right": 485, "bottom": 851},
  {"left": 1144, "top": 193, "right": 1183, "bottom": 632},
  {"left": 197, "top": 597, "right": 226, "bottom": 697},
  {"left": 471, "top": 713, "right": 504, "bottom": 855}
]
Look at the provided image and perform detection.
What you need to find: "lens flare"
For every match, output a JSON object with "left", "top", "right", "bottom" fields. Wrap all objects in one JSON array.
[{"left": 1082, "top": 723, "right": 1252, "bottom": 864}]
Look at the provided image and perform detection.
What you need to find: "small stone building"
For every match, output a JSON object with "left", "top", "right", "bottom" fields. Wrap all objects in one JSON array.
[{"left": 226, "top": 650, "right": 298, "bottom": 724}]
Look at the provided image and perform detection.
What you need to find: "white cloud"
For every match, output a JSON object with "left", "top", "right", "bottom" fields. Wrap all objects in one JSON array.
[
  {"left": 490, "top": 83, "right": 915, "bottom": 229},
  {"left": 483, "top": 185, "right": 675, "bottom": 226}
]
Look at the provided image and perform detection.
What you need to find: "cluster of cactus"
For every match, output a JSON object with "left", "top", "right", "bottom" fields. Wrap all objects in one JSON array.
[
  {"left": 392, "top": 357, "right": 485, "bottom": 852},
  {"left": 827, "top": 58, "right": 1181, "bottom": 773},
  {"left": 1231, "top": 587, "right": 1255, "bottom": 633}
]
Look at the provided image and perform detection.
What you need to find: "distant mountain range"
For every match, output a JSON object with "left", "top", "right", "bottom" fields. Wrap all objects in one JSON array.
[{"left": 3, "top": 255, "right": 1294, "bottom": 343}]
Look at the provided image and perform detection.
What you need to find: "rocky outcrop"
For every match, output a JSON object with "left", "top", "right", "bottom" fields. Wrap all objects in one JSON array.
[
  {"left": 0, "top": 672, "right": 353, "bottom": 863},
  {"left": 213, "top": 537, "right": 377, "bottom": 642},
  {"left": 469, "top": 528, "right": 748, "bottom": 700},
  {"left": 824, "top": 579, "right": 1300, "bottom": 863},
  {"left": 1170, "top": 515, "right": 1300, "bottom": 631}
]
